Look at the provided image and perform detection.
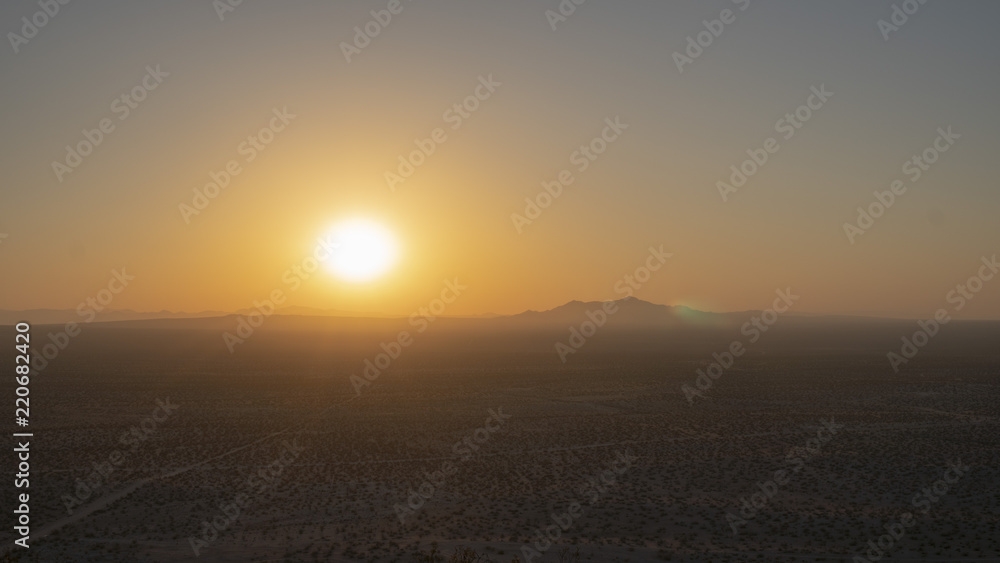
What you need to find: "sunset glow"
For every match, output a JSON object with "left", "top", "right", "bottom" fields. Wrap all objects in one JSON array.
[{"left": 323, "top": 218, "right": 399, "bottom": 283}]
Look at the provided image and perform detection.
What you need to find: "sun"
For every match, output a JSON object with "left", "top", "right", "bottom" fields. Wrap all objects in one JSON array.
[{"left": 323, "top": 218, "right": 399, "bottom": 282}]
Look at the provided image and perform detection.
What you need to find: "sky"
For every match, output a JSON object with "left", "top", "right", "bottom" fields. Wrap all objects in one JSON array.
[{"left": 1, "top": 0, "right": 999, "bottom": 319}]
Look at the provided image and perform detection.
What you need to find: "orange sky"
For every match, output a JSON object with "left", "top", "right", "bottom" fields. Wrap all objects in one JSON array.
[{"left": 2, "top": 1, "right": 999, "bottom": 319}]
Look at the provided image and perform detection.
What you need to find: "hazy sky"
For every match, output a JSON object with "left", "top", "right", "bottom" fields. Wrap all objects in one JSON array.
[{"left": 2, "top": 0, "right": 999, "bottom": 319}]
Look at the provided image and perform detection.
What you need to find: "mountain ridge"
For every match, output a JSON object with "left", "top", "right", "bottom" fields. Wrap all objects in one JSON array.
[{"left": 0, "top": 297, "right": 922, "bottom": 327}]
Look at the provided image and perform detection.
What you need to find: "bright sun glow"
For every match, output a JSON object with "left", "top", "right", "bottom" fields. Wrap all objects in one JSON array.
[{"left": 324, "top": 219, "right": 399, "bottom": 282}]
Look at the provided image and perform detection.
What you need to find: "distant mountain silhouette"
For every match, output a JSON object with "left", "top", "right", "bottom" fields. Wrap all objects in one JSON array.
[
  {"left": 0, "top": 297, "right": 924, "bottom": 327},
  {"left": 8, "top": 299, "right": 999, "bottom": 361},
  {"left": 0, "top": 305, "right": 496, "bottom": 326},
  {"left": 496, "top": 297, "right": 734, "bottom": 328},
  {"left": 0, "top": 308, "right": 230, "bottom": 326},
  {"left": 263, "top": 306, "right": 501, "bottom": 319}
]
